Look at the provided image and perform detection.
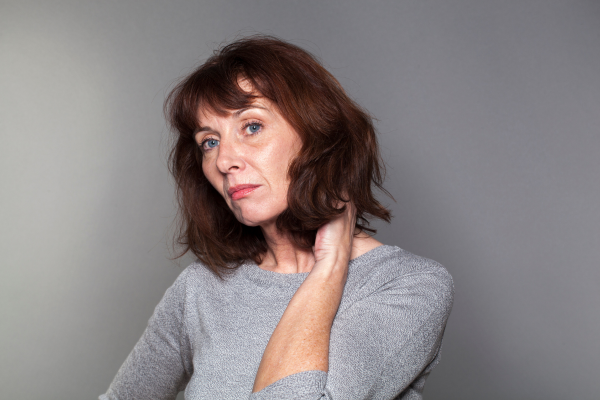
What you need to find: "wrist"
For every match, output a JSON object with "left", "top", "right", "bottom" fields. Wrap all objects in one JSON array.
[{"left": 308, "top": 258, "right": 348, "bottom": 284}]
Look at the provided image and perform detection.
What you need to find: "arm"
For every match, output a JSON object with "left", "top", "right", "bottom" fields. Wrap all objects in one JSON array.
[
  {"left": 251, "top": 248, "right": 454, "bottom": 399},
  {"left": 100, "top": 270, "right": 193, "bottom": 400},
  {"left": 324, "top": 266, "right": 454, "bottom": 398},
  {"left": 252, "top": 204, "right": 356, "bottom": 393}
]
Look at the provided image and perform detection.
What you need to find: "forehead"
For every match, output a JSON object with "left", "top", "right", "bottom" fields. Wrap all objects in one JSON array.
[
  {"left": 237, "top": 77, "right": 253, "bottom": 93},
  {"left": 197, "top": 96, "right": 275, "bottom": 124},
  {"left": 197, "top": 76, "right": 260, "bottom": 116}
]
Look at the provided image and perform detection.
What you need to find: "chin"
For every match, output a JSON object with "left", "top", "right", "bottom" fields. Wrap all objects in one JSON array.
[
  {"left": 238, "top": 216, "right": 276, "bottom": 228},
  {"left": 228, "top": 198, "right": 287, "bottom": 228},
  {"left": 233, "top": 209, "right": 279, "bottom": 228},
  {"left": 237, "top": 217, "right": 261, "bottom": 227}
]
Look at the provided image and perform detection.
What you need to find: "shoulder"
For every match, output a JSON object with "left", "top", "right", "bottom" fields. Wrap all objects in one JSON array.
[
  {"left": 345, "top": 245, "right": 454, "bottom": 312},
  {"left": 160, "top": 261, "right": 223, "bottom": 302},
  {"left": 176, "top": 261, "right": 216, "bottom": 282},
  {"left": 350, "top": 245, "right": 452, "bottom": 281},
  {"left": 169, "top": 259, "right": 261, "bottom": 300}
]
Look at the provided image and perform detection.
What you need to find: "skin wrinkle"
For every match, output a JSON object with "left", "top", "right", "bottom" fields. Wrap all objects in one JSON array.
[
  {"left": 196, "top": 91, "right": 312, "bottom": 274},
  {"left": 196, "top": 81, "right": 380, "bottom": 275}
]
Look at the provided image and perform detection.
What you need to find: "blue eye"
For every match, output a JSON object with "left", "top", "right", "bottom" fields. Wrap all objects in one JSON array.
[
  {"left": 247, "top": 124, "right": 261, "bottom": 133},
  {"left": 203, "top": 139, "right": 219, "bottom": 150}
]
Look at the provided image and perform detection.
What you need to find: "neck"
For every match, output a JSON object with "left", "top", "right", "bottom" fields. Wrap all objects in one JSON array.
[
  {"left": 258, "top": 222, "right": 384, "bottom": 274},
  {"left": 259, "top": 222, "right": 315, "bottom": 274}
]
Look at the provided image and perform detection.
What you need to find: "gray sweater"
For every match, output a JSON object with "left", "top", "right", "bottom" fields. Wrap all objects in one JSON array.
[{"left": 100, "top": 245, "right": 453, "bottom": 399}]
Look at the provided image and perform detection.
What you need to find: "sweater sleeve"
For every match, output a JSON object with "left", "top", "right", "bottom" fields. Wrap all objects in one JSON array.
[
  {"left": 99, "top": 269, "right": 193, "bottom": 400},
  {"left": 249, "top": 264, "right": 454, "bottom": 400}
]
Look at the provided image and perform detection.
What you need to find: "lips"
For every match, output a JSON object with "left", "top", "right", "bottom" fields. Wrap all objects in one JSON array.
[{"left": 227, "top": 184, "right": 260, "bottom": 200}]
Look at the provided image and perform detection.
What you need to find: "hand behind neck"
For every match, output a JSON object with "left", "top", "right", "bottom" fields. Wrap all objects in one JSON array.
[{"left": 258, "top": 225, "right": 382, "bottom": 274}]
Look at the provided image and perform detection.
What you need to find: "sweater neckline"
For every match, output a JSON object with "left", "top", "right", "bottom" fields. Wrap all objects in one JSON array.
[{"left": 240, "top": 244, "right": 396, "bottom": 287}]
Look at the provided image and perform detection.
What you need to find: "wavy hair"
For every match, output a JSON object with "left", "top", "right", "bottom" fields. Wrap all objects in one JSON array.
[{"left": 165, "top": 35, "right": 391, "bottom": 276}]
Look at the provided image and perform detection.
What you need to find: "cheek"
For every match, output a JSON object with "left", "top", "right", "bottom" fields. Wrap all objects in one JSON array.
[
  {"left": 278, "top": 145, "right": 299, "bottom": 183},
  {"left": 267, "top": 161, "right": 294, "bottom": 201},
  {"left": 202, "top": 160, "right": 221, "bottom": 192},
  {"left": 261, "top": 149, "right": 291, "bottom": 187}
]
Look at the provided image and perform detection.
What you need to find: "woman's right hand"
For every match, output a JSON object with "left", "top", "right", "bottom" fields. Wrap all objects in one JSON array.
[
  {"left": 253, "top": 203, "right": 356, "bottom": 393},
  {"left": 311, "top": 202, "right": 356, "bottom": 280}
]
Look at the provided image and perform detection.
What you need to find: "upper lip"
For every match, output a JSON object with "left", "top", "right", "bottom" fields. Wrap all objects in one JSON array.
[{"left": 227, "top": 184, "right": 260, "bottom": 196}]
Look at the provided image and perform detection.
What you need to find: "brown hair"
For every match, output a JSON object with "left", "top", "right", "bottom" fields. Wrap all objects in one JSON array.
[{"left": 165, "top": 35, "right": 391, "bottom": 276}]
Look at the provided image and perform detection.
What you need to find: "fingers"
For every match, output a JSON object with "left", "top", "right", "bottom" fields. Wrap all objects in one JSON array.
[{"left": 313, "top": 201, "right": 356, "bottom": 265}]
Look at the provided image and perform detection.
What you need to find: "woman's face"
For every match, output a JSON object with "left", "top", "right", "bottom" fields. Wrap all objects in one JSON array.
[{"left": 196, "top": 96, "right": 302, "bottom": 228}]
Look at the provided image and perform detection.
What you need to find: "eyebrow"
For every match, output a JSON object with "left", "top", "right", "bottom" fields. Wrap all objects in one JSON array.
[
  {"left": 233, "top": 105, "right": 267, "bottom": 117},
  {"left": 196, "top": 105, "right": 268, "bottom": 133}
]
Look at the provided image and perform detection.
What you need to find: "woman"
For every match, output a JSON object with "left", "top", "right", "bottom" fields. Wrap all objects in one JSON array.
[{"left": 101, "top": 36, "right": 453, "bottom": 400}]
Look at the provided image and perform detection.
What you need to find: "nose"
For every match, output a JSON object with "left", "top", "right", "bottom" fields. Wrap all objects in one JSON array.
[{"left": 215, "top": 138, "right": 245, "bottom": 174}]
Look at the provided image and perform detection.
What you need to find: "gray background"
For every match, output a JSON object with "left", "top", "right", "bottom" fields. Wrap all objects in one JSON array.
[{"left": 1, "top": 0, "right": 599, "bottom": 399}]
